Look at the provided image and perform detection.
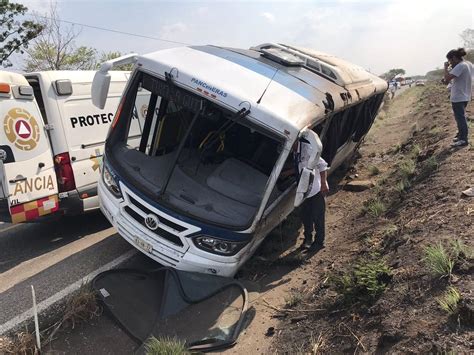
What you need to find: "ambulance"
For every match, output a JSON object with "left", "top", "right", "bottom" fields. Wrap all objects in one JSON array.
[
  {"left": 0, "top": 70, "right": 131, "bottom": 223},
  {"left": 92, "top": 44, "right": 387, "bottom": 276}
]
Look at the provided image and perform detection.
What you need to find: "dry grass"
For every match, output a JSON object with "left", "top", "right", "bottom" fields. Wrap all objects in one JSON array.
[
  {"left": 62, "top": 284, "right": 101, "bottom": 329},
  {"left": 46, "top": 283, "right": 101, "bottom": 344},
  {"left": 0, "top": 332, "right": 38, "bottom": 355},
  {"left": 365, "top": 198, "right": 386, "bottom": 217},
  {"left": 285, "top": 291, "right": 304, "bottom": 308},
  {"left": 145, "top": 336, "right": 189, "bottom": 355},
  {"left": 368, "top": 165, "right": 380, "bottom": 176},
  {"left": 310, "top": 332, "right": 327, "bottom": 354},
  {"left": 437, "top": 287, "right": 461, "bottom": 315}
]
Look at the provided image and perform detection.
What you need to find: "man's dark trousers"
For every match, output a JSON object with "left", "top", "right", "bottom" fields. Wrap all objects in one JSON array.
[
  {"left": 301, "top": 192, "right": 325, "bottom": 246},
  {"left": 452, "top": 101, "right": 469, "bottom": 142}
]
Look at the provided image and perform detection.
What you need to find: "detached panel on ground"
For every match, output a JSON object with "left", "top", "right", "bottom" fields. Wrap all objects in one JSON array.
[{"left": 92, "top": 267, "right": 248, "bottom": 352}]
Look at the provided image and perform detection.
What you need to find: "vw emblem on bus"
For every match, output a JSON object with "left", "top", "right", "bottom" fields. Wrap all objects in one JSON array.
[{"left": 144, "top": 213, "right": 160, "bottom": 230}]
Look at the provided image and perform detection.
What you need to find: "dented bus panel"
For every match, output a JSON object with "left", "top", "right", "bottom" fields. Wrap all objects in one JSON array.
[{"left": 94, "top": 43, "right": 388, "bottom": 276}]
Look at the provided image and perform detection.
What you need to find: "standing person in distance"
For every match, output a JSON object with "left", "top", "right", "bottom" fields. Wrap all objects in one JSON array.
[{"left": 444, "top": 48, "right": 472, "bottom": 148}]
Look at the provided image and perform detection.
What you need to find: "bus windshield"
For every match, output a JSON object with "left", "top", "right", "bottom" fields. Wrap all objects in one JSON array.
[{"left": 106, "top": 71, "right": 284, "bottom": 229}]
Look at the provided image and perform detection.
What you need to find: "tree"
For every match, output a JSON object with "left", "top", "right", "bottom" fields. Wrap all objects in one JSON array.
[
  {"left": 97, "top": 51, "right": 134, "bottom": 71},
  {"left": 0, "top": 1, "right": 43, "bottom": 67},
  {"left": 460, "top": 28, "right": 474, "bottom": 48},
  {"left": 23, "top": 5, "right": 97, "bottom": 71},
  {"left": 380, "top": 68, "right": 406, "bottom": 80}
]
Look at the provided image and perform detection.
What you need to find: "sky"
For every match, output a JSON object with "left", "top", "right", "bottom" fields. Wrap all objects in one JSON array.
[{"left": 11, "top": 0, "right": 474, "bottom": 76}]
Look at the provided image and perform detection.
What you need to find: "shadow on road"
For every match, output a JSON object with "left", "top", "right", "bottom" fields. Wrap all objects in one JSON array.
[{"left": 0, "top": 211, "right": 111, "bottom": 273}]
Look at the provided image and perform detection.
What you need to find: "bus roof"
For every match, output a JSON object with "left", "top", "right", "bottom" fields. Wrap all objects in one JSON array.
[{"left": 137, "top": 44, "right": 387, "bottom": 139}]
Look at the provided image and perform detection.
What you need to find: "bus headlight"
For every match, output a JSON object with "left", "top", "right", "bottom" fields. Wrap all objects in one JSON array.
[
  {"left": 102, "top": 162, "right": 122, "bottom": 199},
  {"left": 193, "top": 235, "right": 247, "bottom": 256}
]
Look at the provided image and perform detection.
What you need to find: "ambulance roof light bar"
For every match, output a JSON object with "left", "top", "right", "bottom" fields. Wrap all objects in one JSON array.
[{"left": 92, "top": 53, "right": 138, "bottom": 109}]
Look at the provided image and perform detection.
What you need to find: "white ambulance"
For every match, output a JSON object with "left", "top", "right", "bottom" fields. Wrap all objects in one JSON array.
[{"left": 0, "top": 70, "right": 131, "bottom": 223}]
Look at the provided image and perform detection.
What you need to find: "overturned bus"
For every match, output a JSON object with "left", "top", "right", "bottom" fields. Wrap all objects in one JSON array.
[{"left": 92, "top": 43, "right": 387, "bottom": 276}]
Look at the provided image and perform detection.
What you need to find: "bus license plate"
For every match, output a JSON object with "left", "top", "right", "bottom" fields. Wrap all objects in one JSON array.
[{"left": 134, "top": 236, "right": 152, "bottom": 253}]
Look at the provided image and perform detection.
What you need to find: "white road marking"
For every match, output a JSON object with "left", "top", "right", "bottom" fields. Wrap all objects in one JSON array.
[
  {"left": 0, "top": 228, "right": 117, "bottom": 294},
  {"left": 0, "top": 224, "right": 19, "bottom": 234},
  {"left": 0, "top": 249, "right": 137, "bottom": 336}
]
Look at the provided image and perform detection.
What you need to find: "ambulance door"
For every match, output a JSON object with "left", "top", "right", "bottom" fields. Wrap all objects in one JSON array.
[
  {"left": 0, "top": 84, "right": 59, "bottom": 223},
  {"left": 57, "top": 75, "right": 129, "bottom": 210}
]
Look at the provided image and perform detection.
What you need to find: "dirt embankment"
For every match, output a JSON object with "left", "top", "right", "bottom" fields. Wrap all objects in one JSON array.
[{"left": 243, "top": 84, "right": 473, "bottom": 354}]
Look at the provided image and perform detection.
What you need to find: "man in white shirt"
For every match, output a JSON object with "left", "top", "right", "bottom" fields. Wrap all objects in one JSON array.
[
  {"left": 297, "top": 139, "right": 329, "bottom": 250},
  {"left": 444, "top": 47, "right": 472, "bottom": 147}
]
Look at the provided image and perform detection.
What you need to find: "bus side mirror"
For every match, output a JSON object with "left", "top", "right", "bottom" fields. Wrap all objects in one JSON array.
[
  {"left": 92, "top": 52, "right": 138, "bottom": 109},
  {"left": 92, "top": 71, "right": 111, "bottom": 109}
]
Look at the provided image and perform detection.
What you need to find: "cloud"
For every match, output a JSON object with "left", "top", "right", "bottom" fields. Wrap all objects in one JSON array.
[
  {"left": 159, "top": 22, "right": 188, "bottom": 40},
  {"left": 261, "top": 12, "right": 276, "bottom": 23}
]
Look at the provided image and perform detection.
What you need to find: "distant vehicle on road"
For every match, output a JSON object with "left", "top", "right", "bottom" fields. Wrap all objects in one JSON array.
[{"left": 415, "top": 80, "right": 426, "bottom": 86}]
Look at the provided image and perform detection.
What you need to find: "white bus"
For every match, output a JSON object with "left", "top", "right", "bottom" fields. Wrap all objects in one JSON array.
[{"left": 92, "top": 43, "right": 387, "bottom": 276}]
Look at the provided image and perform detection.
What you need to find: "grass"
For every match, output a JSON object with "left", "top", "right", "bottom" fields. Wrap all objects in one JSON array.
[
  {"left": 62, "top": 284, "right": 101, "bottom": 329},
  {"left": 376, "top": 175, "right": 388, "bottom": 186},
  {"left": 396, "top": 179, "right": 411, "bottom": 193},
  {"left": 391, "top": 143, "right": 402, "bottom": 154},
  {"left": 424, "top": 243, "right": 454, "bottom": 278},
  {"left": 429, "top": 126, "right": 442, "bottom": 136},
  {"left": 0, "top": 332, "right": 38, "bottom": 355},
  {"left": 451, "top": 239, "right": 473, "bottom": 260},
  {"left": 410, "top": 144, "right": 422, "bottom": 158},
  {"left": 145, "top": 336, "right": 189, "bottom": 355},
  {"left": 330, "top": 255, "right": 392, "bottom": 304},
  {"left": 383, "top": 224, "right": 399, "bottom": 238},
  {"left": 285, "top": 291, "right": 304, "bottom": 308},
  {"left": 437, "top": 287, "right": 461, "bottom": 315},
  {"left": 398, "top": 158, "right": 416, "bottom": 177},
  {"left": 423, "top": 240, "right": 472, "bottom": 279},
  {"left": 310, "top": 332, "right": 327, "bottom": 354},
  {"left": 364, "top": 198, "right": 386, "bottom": 217},
  {"left": 368, "top": 165, "right": 380, "bottom": 176},
  {"left": 423, "top": 156, "right": 438, "bottom": 170}
]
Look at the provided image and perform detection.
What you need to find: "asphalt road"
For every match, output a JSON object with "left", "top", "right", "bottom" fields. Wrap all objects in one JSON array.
[{"left": 0, "top": 211, "right": 153, "bottom": 334}]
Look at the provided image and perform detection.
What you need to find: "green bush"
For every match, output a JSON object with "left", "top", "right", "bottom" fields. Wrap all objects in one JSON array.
[{"left": 331, "top": 256, "right": 392, "bottom": 304}]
